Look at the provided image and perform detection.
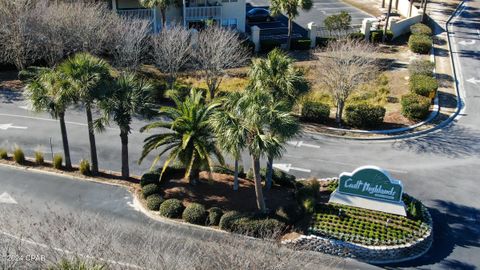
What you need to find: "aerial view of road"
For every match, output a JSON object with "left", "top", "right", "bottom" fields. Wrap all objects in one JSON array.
[{"left": 1, "top": 0, "right": 479, "bottom": 269}]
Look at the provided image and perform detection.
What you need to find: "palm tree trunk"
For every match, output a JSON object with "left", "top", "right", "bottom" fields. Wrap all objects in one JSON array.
[
  {"left": 120, "top": 128, "right": 129, "bottom": 179},
  {"left": 58, "top": 112, "right": 72, "bottom": 170},
  {"left": 233, "top": 159, "right": 239, "bottom": 191},
  {"left": 266, "top": 156, "right": 273, "bottom": 191},
  {"left": 287, "top": 18, "right": 293, "bottom": 51},
  {"left": 335, "top": 99, "right": 345, "bottom": 125},
  {"left": 383, "top": 0, "right": 393, "bottom": 43},
  {"left": 252, "top": 156, "right": 266, "bottom": 213},
  {"left": 85, "top": 104, "right": 99, "bottom": 175}
]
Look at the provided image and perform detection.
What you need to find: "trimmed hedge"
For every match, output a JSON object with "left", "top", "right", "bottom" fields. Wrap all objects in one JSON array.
[
  {"left": 291, "top": 38, "right": 311, "bottom": 50},
  {"left": 208, "top": 207, "right": 223, "bottom": 226},
  {"left": 260, "top": 39, "right": 281, "bottom": 53},
  {"left": 182, "top": 203, "right": 207, "bottom": 225},
  {"left": 159, "top": 199, "right": 184, "bottom": 218},
  {"left": 409, "top": 59, "right": 435, "bottom": 76},
  {"left": 220, "top": 212, "right": 286, "bottom": 238},
  {"left": 408, "top": 34, "right": 432, "bottom": 54},
  {"left": 410, "top": 23, "right": 432, "bottom": 36},
  {"left": 142, "top": 183, "right": 160, "bottom": 198},
  {"left": 345, "top": 104, "right": 386, "bottom": 129},
  {"left": 219, "top": 211, "right": 245, "bottom": 230},
  {"left": 370, "top": 30, "right": 393, "bottom": 43},
  {"left": 146, "top": 194, "right": 164, "bottom": 211},
  {"left": 409, "top": 74, "right": 438, "bottom": 98},
  {"left": 401, "top": 94, "right": 431, "bottom": 120},
  {"left": 301, "top": 101, "right": 330, "bottom": 124}
]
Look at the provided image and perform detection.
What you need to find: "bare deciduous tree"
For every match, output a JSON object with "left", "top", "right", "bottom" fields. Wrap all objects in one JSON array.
[
  {"left": 316, "top": 39, "right": 378, "bottom": 124},
  {"left": 192, "top": 27, "right": 250, "bottom": 100},
  {"left": 152, "top": 25, "right": 192, "bottom": 89},
  {"left": 111, "top": 18, "right": 151, "bottom": 70}
]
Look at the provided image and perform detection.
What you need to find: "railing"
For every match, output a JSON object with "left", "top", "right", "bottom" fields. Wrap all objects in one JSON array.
[
  {"left": 316, "top": 25, "right": 362, "bottom": 38},
  {"left": 185, "top": 6, "right": 221, "bottom": 20},
  {"left": 117, "top": 9, "right": 154, "bottom": 21}
]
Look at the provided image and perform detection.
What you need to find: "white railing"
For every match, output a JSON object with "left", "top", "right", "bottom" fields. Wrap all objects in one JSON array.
[
  {"left": 185, "top": 6, "right": 221, "bottom": 20},
  {"left": 117, "top": 9, "right": 154, "bottom": 21}
]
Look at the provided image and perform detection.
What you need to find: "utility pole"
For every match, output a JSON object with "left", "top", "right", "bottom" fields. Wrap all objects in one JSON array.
[
  {"left": 383, "top": 0, "right": 393, "bottom": 42},
  {"left": 382, "top": 0, "right": 386, "bottom": 8}
]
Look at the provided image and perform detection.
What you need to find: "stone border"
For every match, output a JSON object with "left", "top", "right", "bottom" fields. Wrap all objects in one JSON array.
[{"left": 282, "top": 196, "right": 433, "bottom": 264}]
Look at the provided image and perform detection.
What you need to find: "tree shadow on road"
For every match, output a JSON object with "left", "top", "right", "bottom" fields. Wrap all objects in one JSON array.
[
  {"left": 391, "top": 124, "right": 480, "bottom": 158},
  {"left": 380, "top": 200, "right": 480, "bottom": 269}
]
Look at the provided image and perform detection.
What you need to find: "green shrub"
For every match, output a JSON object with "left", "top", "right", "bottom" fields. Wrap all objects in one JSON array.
[
  {"left": 219, "top": 211, "right": 245, "bottom": 230},
  {"left": 53, "top": 154, "right": 63, "bottom": 169},
  {"left": 142, "top": 183, "right": 161, "bottom": 198},
  {"left": 401, "top": 94, "right": 431, "bottom": 120},
  {"left": 296, "top": 186, "right": 315, "bottom": 201},
  {"left": 408, "top": 34, "right": 432, "bottom": 54},
  {"left": 0, "top": 148, "right": 7, "bottom": 159},
  {"left": 291, "top": 38, "right": 311, "bottom": 50},
  {"left": 409, "top": 59, "right": 435, "bottom": 76},
  {"left": 34, "top": 151, "right": 44, "bottom": 165},
  {"left": 303, "top": 178, "right": 320, "bottom": 198},
  {"left": 315, "top": 37, "right": 336, "bottom": 47},
  {"left": 12, "top": 147, "right": 25, "bottom": 164},
  {"left": 410, "top": 23, "right": 432, "bottom": 36},
  {"left": 409, "top": 74, "right": 438, "bottom": 98},
  {"left": 159, "top": 199, "right": 184, "bottom": 218},
  {"left": 348, "top": 32, "right": 365, "bottom": 40},
  {"left": 208, "top": 207, "right": 223, "bottom": 226},
  {"left": 370, "top": 30, "right": 394, "bottom": 43},
  {"left": 260, "top": 39, "right": 281, "bottom": 53},
  {"left": 229, "top": 217, "right": 286, "bottom": 238},
  {"left": 79, "top": 159, "right": 90, "bottom": 175},
  {"left": 146, "top": 194, "right": 164, "bottom": 211},
  {"left": 302, "top": 197, "right": 316, "bottom": 214},
  {"left": 275, "top": 204, "right": 304, "bottom": 224},
  {"left": 301, "top": 100, "right": 330, "bottom": 123},
  {"left": 345, "top": 103, "right": 386, "bottom": 128},
  {"left": 140, "top": 172, "right": 160, "bottom": 187},
  {"left": 182, "top": 203, "right": 207, "bottom": 225},
  {"left": 272, "top": 169, "right": 296, "bottom": 188}
]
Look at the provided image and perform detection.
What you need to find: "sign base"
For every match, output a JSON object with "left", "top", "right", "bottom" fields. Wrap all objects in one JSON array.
[{"left": 329, "top": 190, "right": 407, "bottom": 216}]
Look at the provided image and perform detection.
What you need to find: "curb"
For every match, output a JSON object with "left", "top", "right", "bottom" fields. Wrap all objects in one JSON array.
[{"left": 305, "top": 6, "right": 465, "bottom": 141}]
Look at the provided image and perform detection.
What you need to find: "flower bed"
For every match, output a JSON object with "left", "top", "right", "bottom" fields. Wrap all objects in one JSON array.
[{"left": 309, "top": 201, "right": 430, "bottom": 246}]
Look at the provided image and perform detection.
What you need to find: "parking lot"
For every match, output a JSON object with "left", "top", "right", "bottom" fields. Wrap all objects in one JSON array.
[{"left": 246, "top": 0, "right": 374, "bottom": 41}]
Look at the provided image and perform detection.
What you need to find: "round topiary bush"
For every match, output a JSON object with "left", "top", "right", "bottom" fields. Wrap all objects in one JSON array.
[
  {"left": 409, "top": 74, "right": 438, "bottom": 98},
  {"left": 146, "top": 194, "right": 164, "bottom": 211},
  {"left": 345, "top": 103, "right": 386, "bottom": 129},
  {"left": 301, "top": 100, "right": 330, "bottom": 123},
  {"left": 410, "top": 23, "right": 433, "bottom": 36},
  {"left": 208, "top": 207, "right": 223, "bottom": 226},
  {"left": 408, "top": 34, "right": 432, "bottom": 54},
  {"left": 228, "top": 217, "right": 286, "bottom": 238},
  {"left": 219, "top": 211, "right": 245, "bottom": 231},
  {"left": 401, "top": 93, "right": 432, "bottom": 120},
  {"left": 140, "top": 172, "right": 160, "bottom": 187},
  {"left": 182, "top": 203, "right": 207, "bottom": 225},
  {"left": 142, "top": 183, "right": 161, "bottom": 198},
  {"left": 159, "top": 199, "right": 184, "bottom": 218}
]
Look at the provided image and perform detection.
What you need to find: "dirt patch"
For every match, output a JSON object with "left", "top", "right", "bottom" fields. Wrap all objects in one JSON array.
[{"left": 160, "top": 172, "right": 297, "bottom": 212}]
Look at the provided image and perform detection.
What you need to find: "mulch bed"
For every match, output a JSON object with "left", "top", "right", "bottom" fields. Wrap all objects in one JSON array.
[{"left": 159, "top": 172, "right": 297, "bottom": 213}]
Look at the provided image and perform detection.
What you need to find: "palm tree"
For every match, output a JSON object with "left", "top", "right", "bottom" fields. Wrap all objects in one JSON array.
[
  {"left": 139, "top": 89, "right": 224, "bottom": 185},
  {"left": 231, "top": 89, "right": 296, "bottom": 212},
  {"left": 248, "top": 49, "right": 308, "bottom": 189},
  {"left": 59, "top": 53, "right": 112, "bottom": 175},
  {"left": 139, "top": 0, "right": 177, "bottom": 30},
  {"left": 210, "top": 92, "right": 248, "bottom": 191},
  {"left": 25, "top": 68, "right": 75, "bottom": 169},
  {"left": 270, "top": 0, "right": 313, "bottom": 50},
  {"left": 96, "top": 72, "right": 156, "bottom": 179}
]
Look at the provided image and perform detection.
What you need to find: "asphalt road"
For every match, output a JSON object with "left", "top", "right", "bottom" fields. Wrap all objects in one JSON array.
[{"left": 1, "top": 1, "right": 480, "bottom": 269}]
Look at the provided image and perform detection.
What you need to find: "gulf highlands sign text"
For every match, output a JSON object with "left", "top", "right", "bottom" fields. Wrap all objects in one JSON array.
[{"left": 338, "top": 166, "right": 403, "bottom": 203}]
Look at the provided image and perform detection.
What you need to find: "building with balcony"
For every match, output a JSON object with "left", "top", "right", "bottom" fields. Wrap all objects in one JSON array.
[{"left": 111, "top": 0, "right": 245, "bottom": 32}]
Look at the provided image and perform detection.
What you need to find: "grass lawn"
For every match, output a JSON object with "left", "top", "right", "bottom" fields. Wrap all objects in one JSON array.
[{"left": 310, "top": 203, "right": 430, "bottom": 246}]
